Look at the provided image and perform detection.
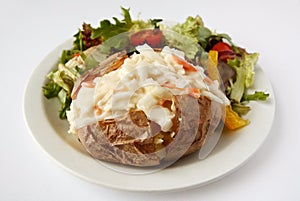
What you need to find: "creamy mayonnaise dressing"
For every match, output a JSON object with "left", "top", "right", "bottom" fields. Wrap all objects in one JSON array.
[{"left": 67, "top": 45, "right": 229, "bottom": 134}]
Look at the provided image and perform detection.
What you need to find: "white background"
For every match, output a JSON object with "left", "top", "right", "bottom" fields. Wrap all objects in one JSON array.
[{"left": 1, "top": 0, "right": 300, "bottom": 200}]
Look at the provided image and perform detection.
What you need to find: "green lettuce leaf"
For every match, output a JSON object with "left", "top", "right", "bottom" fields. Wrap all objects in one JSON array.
[
  {"left": 57, "top": 89, "right": 71, "bottom": 119},
  {"left": 244, "top": 53, "right": 259, "bottom": 88},
  {"left": 197, "top": 26, "right": 212, "bottom": 49},
  {"left": 171, "top": 15, "right": 204, "bottom": 43},
  {"left": 162, "top": 29, "right": 202, "bottom": 59},
  {"left": 91, "top": 7, "right": 133, "bottom": 40},
  {"left": 231, "top": 102, "right": 251, "bottom": 116},
  {"left": 129, "top": 18, "right": 162, "bottom": 32},
  {"left": 43, "top": 62, "right": 81, "bottom": 119},
  {"left": 60, "top": 50, "right": 82, "bottom": 64},
  {"left": 228, "top": 52, "right": 259, "bottom": 102},
  {"left": 129, "top": 20, "right": 152, "bottom": 31},
  {"left": 228, "top": 58, "right": 246, "bottom": 102},
  {"left": 243, "top": 91, "right": 269, "bottom": 101},
  {"left": 42, "top": 81, "right": 61, "bottom": 99}
]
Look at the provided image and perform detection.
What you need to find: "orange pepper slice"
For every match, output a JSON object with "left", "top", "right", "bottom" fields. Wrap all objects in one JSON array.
[{"left": 225, "top": 105, "right": 249, "bottom": 130}]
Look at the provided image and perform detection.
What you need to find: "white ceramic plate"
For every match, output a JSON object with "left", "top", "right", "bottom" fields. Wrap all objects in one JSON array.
[{"left": 23, "top": 39, "right": 275, "bottom": 192}]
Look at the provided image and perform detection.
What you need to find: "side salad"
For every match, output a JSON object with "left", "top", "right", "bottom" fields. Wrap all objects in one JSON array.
[{"left": 42, "top": 7, "right": 269, "bottom": 130}]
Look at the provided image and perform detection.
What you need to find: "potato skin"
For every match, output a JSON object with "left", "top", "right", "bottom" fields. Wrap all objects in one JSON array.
[
  {"left": 76, "top": 95, "right": 223, "bottom": 167},
  {"left": 72, "top": 51, "right": 224, "bottom": 167}
]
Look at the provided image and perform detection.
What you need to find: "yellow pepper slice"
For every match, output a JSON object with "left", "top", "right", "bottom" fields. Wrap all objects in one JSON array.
[{"left": 207, "top": 50, "right": 220, "bottom": 82}]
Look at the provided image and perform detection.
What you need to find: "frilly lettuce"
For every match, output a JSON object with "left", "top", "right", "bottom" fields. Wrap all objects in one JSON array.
[
  {"left": 129, "top": 19, "right": 162, "bottom": 31},
  {"left": 43, "top": 62, "right": 81, "bottom": 118},
  {"left": 171, "top": 15, "right": 204, "bottom": 43},
  {"left": 159, "top": 16, "right": 204, "bottom": 59},
  {"left": 91, "top": 7, "right": 133, "bottom": 41},
  {"left": 162, "top": 29, "right": 202, "bottom": 59},
  {"left": 228, "top": 52, "right": 259, "bottom": 102}
]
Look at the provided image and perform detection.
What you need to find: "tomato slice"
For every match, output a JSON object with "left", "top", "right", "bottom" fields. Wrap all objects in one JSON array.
[
  {"left": 211, "top": 42, "right": 235, "bottom": 62},
  {"left": 130, "top": 33, "right": 145, "bottom": 46},
  {"left": 130, "top": 29, "right": 163, "bottom": 47},
  {"left": 211, "top": 42, "right": 232, "bottom": 52}
]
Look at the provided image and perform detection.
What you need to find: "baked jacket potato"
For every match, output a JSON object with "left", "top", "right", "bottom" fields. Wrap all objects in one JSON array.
[{"left": 67, "top": 45, "right": 228, "bottom": 167}]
